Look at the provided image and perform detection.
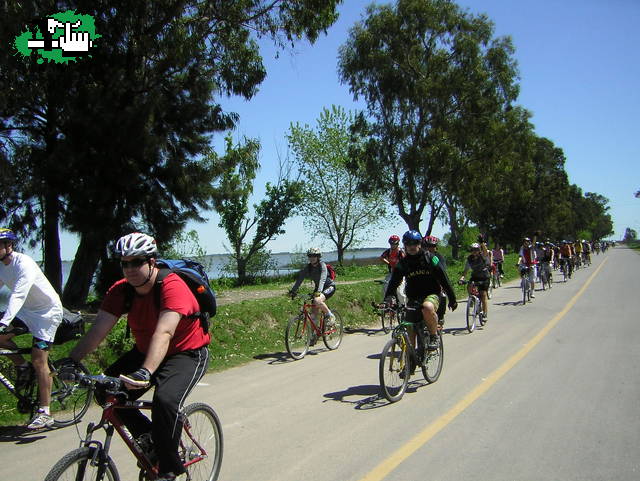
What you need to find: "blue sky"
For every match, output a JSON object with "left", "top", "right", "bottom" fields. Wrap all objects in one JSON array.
[{"left": 45, "top": 0, "right": 639, "bottom": 259}]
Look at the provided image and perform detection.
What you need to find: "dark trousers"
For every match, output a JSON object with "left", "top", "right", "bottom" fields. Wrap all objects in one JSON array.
[{"left": 105, "top": 345, "right": 209, "bottom": 474}]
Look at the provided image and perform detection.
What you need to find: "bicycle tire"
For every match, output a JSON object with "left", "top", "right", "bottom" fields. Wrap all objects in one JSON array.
[
  {"left": 180, "top": 402, "right": 223, "bottom": 481},
  {"left": 285, "top": 315, "right": 310, "bottom": 360},
  {"left": 521, "top": 279, "right": 527, "bottom": 305},
  {"left": 379, "top": 337, "right": 409, "bottom": 403},
  {"left": 478, "top": 310, "right": 486, "bottom": 327},
  {"left": 423, "top": 330, "right": 444, "bottom": 383},
  {"left": 50, "top": 361, "right": 94, "bottom": 427},
  {"left": 380, "top": 307, "right": 396, "bottom": 334},
  {"left": 466, "top": 296, "right": 476, "bottom": 333},
  {"left": 322, "top": 310, "right": 343, "bottom": 350},
  {"left": 487, "top": 282, "right": 493, "bottom": 300},
  {"left": 44, "top": 447, "right": 120, "bottom": 481}
]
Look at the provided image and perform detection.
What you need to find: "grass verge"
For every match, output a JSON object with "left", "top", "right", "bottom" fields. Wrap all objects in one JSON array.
[{"left": 1, "top": 253, "right": 521, "bottom": 426}]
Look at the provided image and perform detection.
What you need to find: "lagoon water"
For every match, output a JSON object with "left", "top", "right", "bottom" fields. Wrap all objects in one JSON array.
[{"left": 0, "top": 247, "right": 385, "bottom": 308}]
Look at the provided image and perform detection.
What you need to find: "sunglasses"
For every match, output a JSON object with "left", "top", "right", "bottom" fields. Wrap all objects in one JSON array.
[{"left": 120, "top": 258, "right": 148, "bottom": 269}]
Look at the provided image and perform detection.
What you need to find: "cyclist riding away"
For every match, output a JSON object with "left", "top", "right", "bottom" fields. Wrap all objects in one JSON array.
[
  {"left": 517, "top": 237, "right": 537, "bottom": 297},
  {"left": 60, "top": 233, "right": 211, "bottom": 481},
  {"left": 384, "top": 230, "right": 457, "bottom": 361},
  {"left": 492, "top": 244, "right": 505, "bottom": 278},
  {"left": 289, "top": 248, "right": 337, "bottom": 344},
  {"left": 379, "top": 235, "right": 406, "bottom": 306},
  {"left": 0, "top": 228, "right": 63, "bottom": 430},
  {"left": 459, "top": 243, "right": 491, "bottom": 321}
]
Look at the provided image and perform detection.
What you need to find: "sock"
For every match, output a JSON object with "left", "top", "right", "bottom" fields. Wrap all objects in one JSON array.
[{"left": 39, "top": 406, "right": 50, "bottom": 415}]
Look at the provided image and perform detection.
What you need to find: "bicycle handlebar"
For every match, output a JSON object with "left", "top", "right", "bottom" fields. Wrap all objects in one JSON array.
[{"left": 76, "top": 373, "right": 124, "bottom": 393}]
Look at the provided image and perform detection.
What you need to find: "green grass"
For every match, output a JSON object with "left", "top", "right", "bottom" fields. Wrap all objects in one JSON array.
[{"left": 0, "top": 253, "right": 521, "bottom": 426}]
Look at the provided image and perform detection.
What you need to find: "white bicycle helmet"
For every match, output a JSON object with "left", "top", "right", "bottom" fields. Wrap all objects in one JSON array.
[
  {"left": 307, "top": 247, "right": 322, "bottom": 257},
  {"left": 115, "top": 232, "right": 158, "bottom": 258}
]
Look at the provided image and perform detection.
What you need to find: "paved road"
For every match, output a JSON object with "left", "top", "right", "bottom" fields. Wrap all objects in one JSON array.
[{"left": 1, "top": 248, "right": 638, "bottom": 481}]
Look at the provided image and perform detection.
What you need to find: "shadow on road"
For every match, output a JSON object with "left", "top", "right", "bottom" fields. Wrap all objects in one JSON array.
[
  {"left": 253, "top": 351, "right": 294, "bottom": 364},
  {"left": 0, "top": 425, "right": 48, "bottom": 444},
  {"left": 323, "top": 384, "right": 387, "bottom": 410},
  {"left": 344, "top": 326, "right": 386, "bottom": 336}
]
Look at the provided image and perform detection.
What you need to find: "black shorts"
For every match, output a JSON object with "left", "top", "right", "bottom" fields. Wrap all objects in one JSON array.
[
  {"left": 322, "top": 284, "right": 336, "bottom": 300},
  {"left": 470, "top": 278, "right": 490, "bottom": 292}
]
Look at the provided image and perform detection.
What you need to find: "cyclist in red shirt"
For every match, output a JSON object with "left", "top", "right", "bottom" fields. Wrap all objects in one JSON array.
[
  {"left": 61, "top": 233, "right": 210, "bottom": 481},
  {"left": 380, "top": 235, "right": 406, "bottom": 306}
]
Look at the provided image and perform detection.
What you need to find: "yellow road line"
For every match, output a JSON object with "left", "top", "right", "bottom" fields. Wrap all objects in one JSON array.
[{"left": 359, "top": 258, "right": 609, "bottom": 481}]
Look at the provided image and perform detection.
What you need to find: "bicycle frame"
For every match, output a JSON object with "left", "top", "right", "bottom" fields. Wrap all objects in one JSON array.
[
  {"left": 0, "top": 346, "right": 33, "bottom": 397},
  {"left": 76, "top": 376, "right": 209, "bottom": 479},
  {"left": 297, "top": 295, "right": 339, "bottom": 337}
]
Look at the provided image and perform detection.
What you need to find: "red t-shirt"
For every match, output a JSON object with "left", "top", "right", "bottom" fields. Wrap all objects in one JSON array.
[{"left": 101, "top": 274, "right": 211, "bottom": 355}]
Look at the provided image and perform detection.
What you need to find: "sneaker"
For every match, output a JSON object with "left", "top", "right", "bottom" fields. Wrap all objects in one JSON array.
[
  {"left": 26, "top": 411, "right": 54, "bottom": 430},
  {"left": 531, "top": 293, "right": 535, "bottom": 299},
  {"left": 325, "top": 313, "right": 337, "bottom": 329},
  {"left": 427, "top": 335, "right": 439, "bottom": 351},
  {"left": 15, "top": 363, "right": 34, "bottom": 391},
  {"left": 309, "top": 332, "right": 318, "bottom": 347}
]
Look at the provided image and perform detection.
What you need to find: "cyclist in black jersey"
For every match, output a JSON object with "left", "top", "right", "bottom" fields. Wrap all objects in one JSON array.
[{"left": 384, "top": 230, "right": 457, "bottom": 353}]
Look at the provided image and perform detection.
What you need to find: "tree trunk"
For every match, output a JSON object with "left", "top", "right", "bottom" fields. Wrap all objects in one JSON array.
[
  {"left": 236, "top": 257, "right": 248, "bottom": 286},
  {"left": 42, "top": 191, "right": 63, "bottom": 293},
  {"left": 62, "top": 231, "right": 104, "bottom": 307},
  {"left": 445, "top": 201, "right": 461, "bottom": 260}
]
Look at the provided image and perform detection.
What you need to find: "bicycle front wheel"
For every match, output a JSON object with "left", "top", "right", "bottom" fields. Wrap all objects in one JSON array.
[
  {"left": 50, "top": 361, "right": 94, "bottom": 427},
  {"left": 379, "top": 337, "right": 409, "bottom": 403},
  {"left": 44, "top": 447, "right": 119, "bottom": 481},
  {"left": 180, "top": 402, "right": 223, "bottom": 481},
  {"left": 466, "top": 297, "right": 476, "bottom": 333},
  {"left": 323, "top": 310, "right": 344, "bottom": 350},
  {"left": 285, "top": 315, "right": 310, "bottom": 360},
  {"left": 423, "top": 330, "right": 444, "bottom": 383}
]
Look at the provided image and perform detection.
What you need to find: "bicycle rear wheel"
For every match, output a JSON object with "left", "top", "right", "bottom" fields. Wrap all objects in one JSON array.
[
  {"left": 380, "top": 307, "right": 397, "bottom": 334},
  {"left": 50, "top": 361, "right": 93, "bottom": 427},
  {"left": 285, "top": 315, "right": 310, "bottom": 360},
  {"left": 423, "top": 330, "right": 444, "bottom": 383},
  {"left": 322, "top": 310, "right": 344, "bottom": 350},
  {"left": 44, "top": 447, "right": 119, "bottom": 481},
  {"left": 466, "top": 297, "right": 477, "bottom": 333},
  {"left": 180, "top": 402, "right": 223, "bottom": 481},
  {"left": 379, "top": 337, "right": 409, "bottom": 403}
]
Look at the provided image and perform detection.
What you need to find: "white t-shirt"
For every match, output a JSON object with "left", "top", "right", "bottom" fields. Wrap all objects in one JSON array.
[{"left": 0, "top": 252, "right": 62, "bottom": 342}]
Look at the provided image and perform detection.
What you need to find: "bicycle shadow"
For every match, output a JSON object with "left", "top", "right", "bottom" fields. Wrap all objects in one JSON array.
[
  {"left": 322, "top": 384, "right": 387, "bottom": 410},
  {"left": 254, "top": 346, "right": 330, "bottom": 365},
  {"left": 344, "top": 326, "right": 386, "bottom": 336},
  {"left": 253, "top": 351, "right": 295, "bottom": 365},
  {"left": 0, "top": 425, "right": 48, "bottom": 444}
]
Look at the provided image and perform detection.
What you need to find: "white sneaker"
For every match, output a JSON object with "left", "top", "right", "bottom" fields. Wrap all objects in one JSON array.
[{"left": 26, "top": 411, "right": 54, "bottom": 430}]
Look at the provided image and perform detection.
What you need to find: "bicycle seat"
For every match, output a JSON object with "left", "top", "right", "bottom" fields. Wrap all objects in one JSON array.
[{"left": 1, "top": 324, "right": 29, "bottom": 336}]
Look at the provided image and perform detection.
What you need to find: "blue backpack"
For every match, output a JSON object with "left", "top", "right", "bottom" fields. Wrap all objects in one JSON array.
[{"left": 124, "top": 258, "right": 216, "bottom": 333}]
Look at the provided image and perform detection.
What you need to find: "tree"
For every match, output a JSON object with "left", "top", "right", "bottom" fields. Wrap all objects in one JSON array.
[
  {"left": 623, "top": 228, "right": 637, "bottom": 243},
  {"left": 287, "top": 105, "right": 391, "bottom": 264},
  {"left": 212, "top": 136, "right": 303, "bottom": 284},
  {"left": 339, "top": 0, "right": 519, "bottom": 233},
  {"left": 1, "top": 1, "right": 341, "bottom": 305}
]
